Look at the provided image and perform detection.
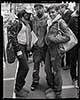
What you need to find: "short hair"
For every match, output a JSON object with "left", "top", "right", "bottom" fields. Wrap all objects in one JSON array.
[
  {"left": 47, "top": 5, "right": 60, "bottom": 12},
  {"left": 60, "top": 4, "right": 68, "bottom": 9},
  {"left": 34, "top": 3, "right": 44, "bottom": 8}
]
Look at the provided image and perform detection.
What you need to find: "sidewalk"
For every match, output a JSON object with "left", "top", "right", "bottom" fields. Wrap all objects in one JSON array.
[{"left": 3, "top": 60, "right": 79, "bottom": 99}]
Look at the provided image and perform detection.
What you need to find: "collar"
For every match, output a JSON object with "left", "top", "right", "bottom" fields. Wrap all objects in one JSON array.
[
  {"left": 47, "top": 14, "right": 62, "bottom": 27},
  {"left": 64, "top": 9, "right": 68, "bottom": 14},
  {"left": 35, "top": 14, "right": 48, "bottom": 20},
  {"left": 71, "top": 10, "right": 78, "bottom": 17}
]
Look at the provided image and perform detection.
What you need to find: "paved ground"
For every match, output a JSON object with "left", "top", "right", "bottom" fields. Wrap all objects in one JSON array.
[{"left": 3, "top": 58, "right": 79, "bottom": 99}]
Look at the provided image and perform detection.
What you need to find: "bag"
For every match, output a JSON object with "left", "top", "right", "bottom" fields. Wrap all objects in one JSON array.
[
  {"left": 58, "top": 19, "right": 78, "bottom": 53},
  {"left": 46, "top": 21, "right": 70, "bottom": 44},
  {"left": 6, "top": 42, "right": 16, "bottom": 64}
]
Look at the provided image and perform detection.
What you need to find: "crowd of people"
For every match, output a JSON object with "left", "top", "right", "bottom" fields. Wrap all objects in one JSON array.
[{"left": 4, "top": 3, "right": 79, "bottom": 99}]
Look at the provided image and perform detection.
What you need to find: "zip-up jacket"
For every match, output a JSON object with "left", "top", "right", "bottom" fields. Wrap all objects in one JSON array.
[{"left": 7, "top": 19, "right": 32, "bottom": 52}]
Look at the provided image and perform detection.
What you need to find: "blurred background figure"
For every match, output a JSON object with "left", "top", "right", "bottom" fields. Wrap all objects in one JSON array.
[
  {"left": 68, "top": 3, "right": 79, "bottom": 88},
  {"left": 59, "top": 3, "right": 73, "bottom": 70}
]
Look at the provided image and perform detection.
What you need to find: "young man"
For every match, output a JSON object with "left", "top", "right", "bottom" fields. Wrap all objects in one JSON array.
[
  {"left": 45, "top": 5, "right": 71, "bottom": 98},
  {"left": 7, "top": 10, "right": 32, "bottom": 97},
  {"left": 30, "top": 3, "right": 48, "bottom": 91},
  {"left": 60, "top": 3, "right": 73, "bottom": 24}
]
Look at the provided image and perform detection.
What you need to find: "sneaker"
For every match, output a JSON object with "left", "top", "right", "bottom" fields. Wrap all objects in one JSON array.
[
  {"left": 45, "top": 89, "right": 55, "bottom": 99},
  {"left": 55, "top": 94, "right": 62, "bottom": 99},
  {"left": 45, "top": 88, "right": 53, "bottom": 94},
  {"left": 31, "top": 82, "right": 39, "bottom": 91},
  {"left": 63, "top": 65, "right": 70, "bottom": 70},
  {"left": 55, "top": 92, "right": 62, "bottom": 99},
  {"left": 14, "top": 88, "right": 29, "bottom": 97},
  {"left": 72, "top": 80, "right": 78, "bottom": 88}
]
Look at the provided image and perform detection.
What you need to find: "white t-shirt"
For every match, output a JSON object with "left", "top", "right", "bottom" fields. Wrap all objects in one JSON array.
[{"left": 17, "top": 22, "right": 31, "bottom": 45}]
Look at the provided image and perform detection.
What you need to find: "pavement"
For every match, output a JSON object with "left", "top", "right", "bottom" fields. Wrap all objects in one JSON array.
[{"left": 3, "top": 57, "right": 79, "bottom": 99}]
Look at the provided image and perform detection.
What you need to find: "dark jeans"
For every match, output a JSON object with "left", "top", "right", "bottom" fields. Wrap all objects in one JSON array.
[
  {"left": 61, "top": 55, "right": 65, "bottom": 67},
  {"left": 32, "top": 45, "right": 47, "bottom": 82},
  {"left": 45, "top": 46, "right": 62, "bottom": 93},
  {"left": 70, "top": 46, "right": 78, "bottom": 80},
  {"left": 15, "top": 44, "right": 29, "bottom": 91},
  {"left": 66, "top": 51, "right": 71, "bottom": 66}
]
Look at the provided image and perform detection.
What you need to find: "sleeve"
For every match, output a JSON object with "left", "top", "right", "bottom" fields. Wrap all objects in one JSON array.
[
  {"left": 58, "top": 19, "right": 70, "bottom": 43},
  {"left": 48, "top": 33, "right": 70, "bottom": 44},
  {"left": 47, "top": 21, "right": 70, "bottom": 44},
  {"left": 9, "top": 21, "right": 22, "bottom": 52},
  {"left": 7, "top": 26, "right": 13, "bottom": 43}
]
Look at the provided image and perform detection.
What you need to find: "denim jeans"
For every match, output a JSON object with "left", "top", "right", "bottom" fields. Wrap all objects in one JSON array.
[
  {"left": 45, "top": 45, "right": 62, "bottom": 93},
  {"left": 32, "top": 45, "right": 47, "bottom": 82},
  {"left": 15, "top": 44, "right": 29, "bottom": 91}
]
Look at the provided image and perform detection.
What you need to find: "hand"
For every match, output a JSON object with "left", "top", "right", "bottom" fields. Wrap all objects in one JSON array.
[{"left": 17, "top": 51, "right": 23, "bottom": 56}]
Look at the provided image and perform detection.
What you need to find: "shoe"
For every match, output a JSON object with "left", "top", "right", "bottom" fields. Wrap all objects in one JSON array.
[
  {"left": 45, "top": 88, "right": 53, "bottom": 94},
  {"left": 55, "top": 92, "right": 62, "bottom": 99},
  {"left": 55, "top": 94, "right": 62, "bottom": 99},
  {"left": 63, "top": 65, "right": 70, "bottom": 70},
  {"left": 31, "top": 82, "right": 39, "bottom": 91},
  {"left": 14, "top": 88, "right": 29, "bottom": 97},
  {"left": 72, "top": 79, "right": 78, "bottom": 88},
  {"left": 45, "top": 88, "right": 55, "bottom": 99}
]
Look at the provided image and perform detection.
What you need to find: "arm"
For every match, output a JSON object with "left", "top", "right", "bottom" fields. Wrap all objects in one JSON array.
[
  {"left": 48, "top": 33, "right": 69, "bottom": 44},
  {"left": 58, "top": 19, "right": 70, "bottom": 43},
  {"left": 9, "top": 21, "right": 22, "bottom": 52},
  {"left": 47, "top": 21, "right": 70, "bottom": 44}
]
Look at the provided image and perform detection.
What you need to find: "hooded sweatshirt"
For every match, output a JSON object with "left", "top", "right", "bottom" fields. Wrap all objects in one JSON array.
[{"left": 31, "top": 14, "right": 48, "bottom": 47}]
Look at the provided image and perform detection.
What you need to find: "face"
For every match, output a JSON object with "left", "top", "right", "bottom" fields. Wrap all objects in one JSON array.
[
  {"left": 23, "top": 13, "right": 30, "bottom": 20},
  {"left": 60, "top": 6, "right": 66, "bottom": 13},
  {"left": 35, "top": 6, "right": 44, "bottom": 17},
  {"left": 21, "top": 13, "right": 30, "bottom": 24},
  {"left": 49, "top": 9, "right": 58, "bottom": 20}
]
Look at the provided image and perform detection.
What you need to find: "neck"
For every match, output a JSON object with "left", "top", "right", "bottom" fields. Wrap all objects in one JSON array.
[
  {"left": 37, "top": 13, "right": 44, "bottom": 18},
  {"left": 21, "top": 19, "right": 29, "bottom": 26}
]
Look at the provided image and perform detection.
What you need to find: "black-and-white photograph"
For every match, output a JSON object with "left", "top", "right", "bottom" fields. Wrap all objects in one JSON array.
[{"left": 1, "top": 1, "right": 79, "bottom": 99}]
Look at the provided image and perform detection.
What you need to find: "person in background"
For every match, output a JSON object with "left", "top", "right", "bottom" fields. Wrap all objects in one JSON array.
[
  {"left": 30, "top": 3, "right": 48, "bottom": 91},
  {"left": 45, "top": 5, "right": 70, "bottom": 99},
  {"left": 68, "top": 3, "right": 79, "bottom": 87},
  {"left": 60, "top": 3, "right": 73, "bottom": 70},
  {"left": 7, "top": 10, "right": 32, "bottom": 97},
  {"left": 60, "top": 3, "right": 73, "bottom": 24}
]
